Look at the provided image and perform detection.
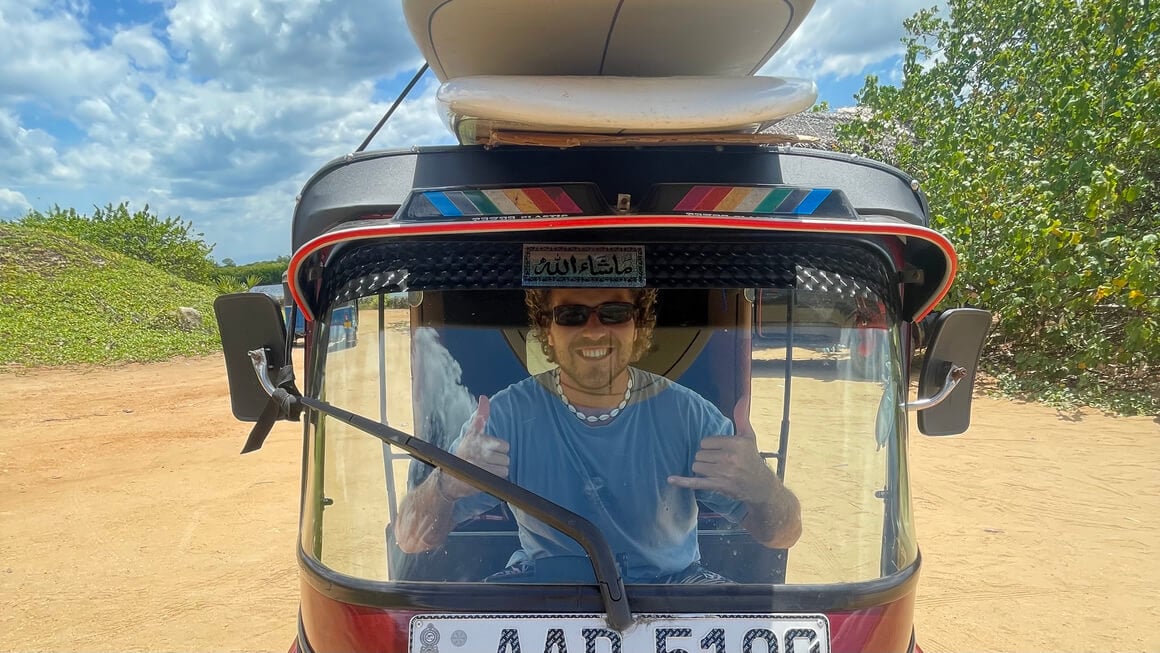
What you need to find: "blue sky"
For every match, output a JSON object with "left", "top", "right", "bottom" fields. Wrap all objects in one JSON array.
[{"left": 1, "top": 0, "right": 934, "bottom": 264}]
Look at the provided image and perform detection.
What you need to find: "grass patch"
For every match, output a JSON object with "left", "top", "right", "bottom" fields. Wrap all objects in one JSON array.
[{"left": 0, "top": 224, "right": 221, "bottom": 367}]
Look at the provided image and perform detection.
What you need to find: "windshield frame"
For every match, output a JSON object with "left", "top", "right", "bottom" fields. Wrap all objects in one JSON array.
[{"left": 297, "top": 232, "right": 920, "bottom": 613}]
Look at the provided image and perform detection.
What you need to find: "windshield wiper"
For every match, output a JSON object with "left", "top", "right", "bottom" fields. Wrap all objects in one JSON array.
[{"left": 246, "top": 348, "right": 634, "bottom": 631}]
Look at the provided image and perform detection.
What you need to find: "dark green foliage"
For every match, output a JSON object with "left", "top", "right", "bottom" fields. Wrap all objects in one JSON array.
[
  {"left": 17, "top": 203, "right": 217, "bottom": 283},
  {"left": 359, "top": 293, "right": 414, "bottom": 310},
  {"left": 841, "top": 0, "right": 1159, "bottom": 414},
  {"left": 217, "top": 257, "right": 289, "bottom": 287}
]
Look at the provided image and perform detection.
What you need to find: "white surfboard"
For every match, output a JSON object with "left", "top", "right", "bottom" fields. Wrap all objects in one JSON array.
[
  {"left": 405, "top": 0, "right": 816, "bottom": 81},
  {"left": 438, "top": 75, "right": 818, "bottom": 144}
]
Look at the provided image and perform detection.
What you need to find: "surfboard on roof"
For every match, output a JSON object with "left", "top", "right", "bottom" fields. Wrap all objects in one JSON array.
[
  {"left": 403, "top": 0, "right": 817, "bottom": 80},
  {"left": 438, "top": 75, "right": 818, "bottom": 144}
]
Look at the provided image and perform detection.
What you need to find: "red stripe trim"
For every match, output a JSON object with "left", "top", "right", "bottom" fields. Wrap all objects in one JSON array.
[
  {"left": 546, "top": 187, "right": 582, "bottom": 213},
  {"left": 522, "top": 187, "right": 561, "bottom": 213},
  {"left": 673, "top": 186, "right": 713, "bottom": 211},
  {"left": 287, "top": 216, "right": 957, "bottom": 322},
  {"left": 694, "top": 186, "right": 733, "bottom": 211}
]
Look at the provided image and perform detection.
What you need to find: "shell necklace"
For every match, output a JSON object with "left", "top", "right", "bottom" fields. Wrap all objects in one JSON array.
[{"left": 555, "top": 369, "right": 632, "bottom": 423}]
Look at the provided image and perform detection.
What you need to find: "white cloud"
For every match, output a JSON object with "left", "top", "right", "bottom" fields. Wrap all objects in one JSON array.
[
  {"left": 0, "top": 0, "right": 131, "bottom": 106},
  {"left": 358, "top": 79, "right": 449, "bottom": 150},
  {"left": 1, "top": 0, "right": 927, "bottom": 262},
  {"left": 43, "top": 73, "right": 447, "bottom": 260},
  {"left": 74, "top": 97, "right": 117, "bottom": 124},
  {"left": 0, "top": 0, "right": 444, "bottom": 261},
  {"left": 111, "top": 24, "right": 169, "bottom": 70},
  {"left": 0, "top": 110, "right": 59, "bottom": 182},
  {"left": 165, "top": 0, "right": 423, "bottom": 91},
  {"left": 0, "top": 188, "right": 33, "bottom": 216},
  {"left": 138, "top": 180, "right": 304, "bottom": 262},
  {"left": 762, "top": 0, "right": 943, "bottom": 79},
  {"left": 64, "top": 76, "right": 443, "bottom": 195}
]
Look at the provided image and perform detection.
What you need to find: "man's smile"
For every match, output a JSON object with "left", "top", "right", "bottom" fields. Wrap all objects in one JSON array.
[{"left": 577, "top": 346, "right": 613, "bottom": 360}]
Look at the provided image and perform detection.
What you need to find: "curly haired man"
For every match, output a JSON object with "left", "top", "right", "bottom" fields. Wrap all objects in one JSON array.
[{"left": 396, "top": 287, "right": 801, "bottom": 583}]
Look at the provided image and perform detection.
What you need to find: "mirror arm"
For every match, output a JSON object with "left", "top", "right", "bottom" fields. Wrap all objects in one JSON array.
[
  {"left": 247, "top": 347, "right": 302, "bottom": 416},
  {"left": 905, "top": 364, "right": 967, "bottom": 411},
  {"left": 240, "top": 348, "right": 302, "bottom": 454},
  {"left": 249, "top": 348, "right": 280, "bottom": 396}
]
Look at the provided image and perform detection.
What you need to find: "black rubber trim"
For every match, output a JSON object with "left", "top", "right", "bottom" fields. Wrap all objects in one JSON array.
[
  {"left": 296, "top": 608, "right": 314, "bottom": 653},
  {"left": 318, "top": 232, "right": 900, "bottom": 321},
  {"left": 298, "top": 545, "right": 921, "bottom": 615}
]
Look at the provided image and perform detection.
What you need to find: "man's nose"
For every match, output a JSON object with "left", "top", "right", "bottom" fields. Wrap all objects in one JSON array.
[{"left": 580, "top": 309, "right": 607, "bottom": 331}]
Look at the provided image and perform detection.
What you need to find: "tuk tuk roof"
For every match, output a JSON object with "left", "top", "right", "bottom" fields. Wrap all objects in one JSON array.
[{"left": 287, "top": 145, "right": 955, "bottom": 322}]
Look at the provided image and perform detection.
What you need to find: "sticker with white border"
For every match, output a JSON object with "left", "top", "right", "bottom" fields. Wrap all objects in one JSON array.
[{"left": 523, "top": 245, "right": 645, "bottom": 287}]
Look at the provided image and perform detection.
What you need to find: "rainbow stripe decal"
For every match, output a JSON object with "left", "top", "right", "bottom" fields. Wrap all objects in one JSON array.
[
  {"left": 410, "top": 187, "right": 586, "bottom": 219},
  {"left": 638, "top": 183, "right": 857, "bottom": 219},
  {"left": 672, "top": 185, "right": 835, "bottom": 215}
]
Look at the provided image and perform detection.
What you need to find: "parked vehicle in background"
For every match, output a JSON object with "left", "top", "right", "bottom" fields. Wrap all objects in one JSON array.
[
  {"left": 246, "top": 283, "right": 304, "bottom": 345},
  {"left": 247, "top": 282, "right": 356, "bottom": 350}
]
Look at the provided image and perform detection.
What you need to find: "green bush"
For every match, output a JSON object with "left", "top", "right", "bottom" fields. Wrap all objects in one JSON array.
[
  {"left": 218, "top": 257, "right": 289, "bottom": 287},
  {"left": 17, "top": 203, "right": 217, "bottom": 283},
  {"left": 0, "top": 224, "right": 221, "bottom": 366},
  {"left": 841, "top": 0, "right": 1159, "bottom": 414}
]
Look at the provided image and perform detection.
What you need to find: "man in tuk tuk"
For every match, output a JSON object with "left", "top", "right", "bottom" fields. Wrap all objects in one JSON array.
[{"left": 395, "top": 287, "right": 802, "bottom": 583}]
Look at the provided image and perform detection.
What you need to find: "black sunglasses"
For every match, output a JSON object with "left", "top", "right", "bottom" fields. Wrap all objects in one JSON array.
[{"left": 552, "top": 302, "right": 635, "bottom": 327}]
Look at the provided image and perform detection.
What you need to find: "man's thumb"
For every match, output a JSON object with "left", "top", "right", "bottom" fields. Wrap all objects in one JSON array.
[
  {"left": 468, "top": 394, "right": 491, "bottom": 434},
  {"left": 733, "top": 395, "right": 757, "bottom": 440}
]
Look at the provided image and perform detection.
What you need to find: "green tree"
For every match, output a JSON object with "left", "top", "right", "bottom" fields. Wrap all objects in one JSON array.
[
  {"left": 220, "top": 257, "right": 290, "bottom": 286},
  {"left": 18, "top": 203, "right": 217, "bottom": 283},
  {"left": 841, "top": 0, "right": 1159, "bottom": 412}
]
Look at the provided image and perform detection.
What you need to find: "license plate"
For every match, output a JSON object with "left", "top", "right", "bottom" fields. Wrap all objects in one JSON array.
[{"left": 410, "top": 613, "right": 829, "bottom": 653}]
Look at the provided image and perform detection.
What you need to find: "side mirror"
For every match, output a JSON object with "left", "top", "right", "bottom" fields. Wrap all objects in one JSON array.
[
  {"left": 213, "top": 292, "right": 290, "bottom": 421},
  {"left": 911, "top": 308, "right": 991, "bottom": 436}
]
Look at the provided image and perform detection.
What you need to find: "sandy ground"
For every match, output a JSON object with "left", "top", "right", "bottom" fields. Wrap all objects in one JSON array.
[{"left": 1, "top": 351, "right": 1157, "bottom": 652}]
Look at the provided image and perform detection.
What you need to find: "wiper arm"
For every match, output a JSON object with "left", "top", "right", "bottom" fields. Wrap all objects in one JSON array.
[{"left": 248, "top": 348, "right": 634, "bottom": 631}]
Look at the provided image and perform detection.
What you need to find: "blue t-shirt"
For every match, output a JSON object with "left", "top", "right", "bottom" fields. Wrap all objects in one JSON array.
[{"left": 449, "top": 367, "right": 748, "bottom": 582}]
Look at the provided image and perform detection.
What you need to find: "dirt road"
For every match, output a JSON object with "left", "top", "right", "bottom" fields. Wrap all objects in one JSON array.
[{"left": 1, "top": 355, "right": 1157, "bottom": 652}]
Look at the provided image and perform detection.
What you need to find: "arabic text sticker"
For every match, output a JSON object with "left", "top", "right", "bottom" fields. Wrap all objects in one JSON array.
[{"left": 523, "top": 245, "right": 645, "bottom": 287}]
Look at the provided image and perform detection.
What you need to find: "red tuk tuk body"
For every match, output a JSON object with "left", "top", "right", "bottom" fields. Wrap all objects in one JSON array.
[
  {"left": 214, "top": 5, "right": 990, "bottom": 651},
  {"left": 214, "top": 143, "right": 988, "bottom": 653}
]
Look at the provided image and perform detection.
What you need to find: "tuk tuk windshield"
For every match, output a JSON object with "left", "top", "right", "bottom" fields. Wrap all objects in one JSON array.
[{"left": 304, "top": 283, "right": 914, "bottom": 587}]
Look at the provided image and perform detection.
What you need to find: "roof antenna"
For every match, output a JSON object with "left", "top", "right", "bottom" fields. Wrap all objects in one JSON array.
[{"left": 355, "top": 62, "right": 430, "bottom": 153}]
